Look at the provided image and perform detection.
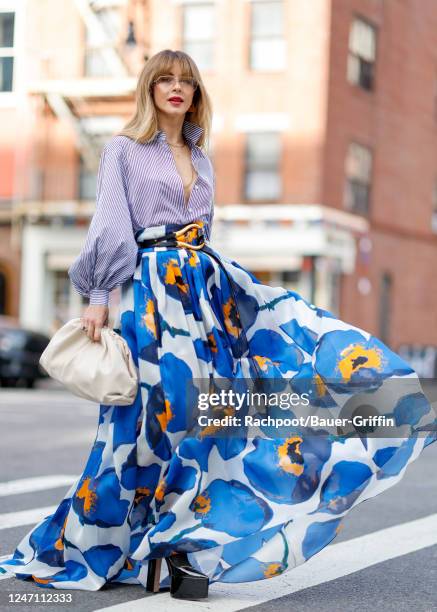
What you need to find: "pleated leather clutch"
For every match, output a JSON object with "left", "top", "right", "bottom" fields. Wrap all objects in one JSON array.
[{"left": 39, "top": 318, "right": 139, "bottom": 405}]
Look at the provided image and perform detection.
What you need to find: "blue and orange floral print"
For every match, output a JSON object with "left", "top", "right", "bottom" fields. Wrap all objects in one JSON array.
[{"left": 0, "top": 221, "right": 435, "bottom": 590}]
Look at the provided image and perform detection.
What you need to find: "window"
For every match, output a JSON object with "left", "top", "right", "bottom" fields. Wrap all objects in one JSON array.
[
  {"left": 347, "top": 17, "right": 376, "bottom": 91},
  {"left": 379, "top": 272, "right": 392, "bottom": 346},
  {"left": 53, "top": 270, "right": 86, "bottom": 328},
  {"left": 0, "top": 11, "right": 15, "bottom": 91},
  {"left": 182, "top": 3, "right": 215, "bottom": 71},
  {"left": 84, "top": 5, "right": 121, "bottom": 77},
  {"left": 53, "top": 270, "right": 71, "bottom": 327},
  {"left": 281, "top": 269, "right": 301, "bottom": 293},
  {"left": 432, "top": 182, "right": 437, "bottom": 233},
  {"left": 77, "top": 119, "right": 122, "bottom": 199},
  {"left": 344, "top": 142, "right": 373, "bottom": 215},
  {"left": 249, "top": 0, "right": 285, "bottom": 71},
  {"left": 244, "top": 132, "right": 281, "bottom": 201},
  {"left": 78, "top": 155, "right": 98, "bottom": 201},
  {"left": 54, "top": 269, "right": 87, "bottom": 321}
]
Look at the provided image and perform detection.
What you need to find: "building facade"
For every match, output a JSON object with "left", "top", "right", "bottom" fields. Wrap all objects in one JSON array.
[{"left": 1, "top": 0, "right": 436, "bottom": 369}]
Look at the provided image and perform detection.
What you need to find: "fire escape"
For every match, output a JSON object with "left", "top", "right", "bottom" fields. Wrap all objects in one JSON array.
[{"left": 14, "top": 0, "right": 149, "bottom": 223}]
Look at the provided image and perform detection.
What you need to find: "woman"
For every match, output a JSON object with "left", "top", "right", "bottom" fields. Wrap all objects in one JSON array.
[{"left": 0, "top": 49, "right": 435, "bottom": 601}]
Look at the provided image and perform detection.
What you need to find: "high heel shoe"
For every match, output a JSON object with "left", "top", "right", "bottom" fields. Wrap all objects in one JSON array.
[{"left": 146, "top": 551, "right": 209, "bottom": 599}]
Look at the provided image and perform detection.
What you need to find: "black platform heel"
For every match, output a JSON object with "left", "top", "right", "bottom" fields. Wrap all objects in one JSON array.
[
  {"left": 146, "top": 557, "right": 163, "bottom": 594},
  {"left": 146, "top": 552, "right": 209, "bottom": 599}
]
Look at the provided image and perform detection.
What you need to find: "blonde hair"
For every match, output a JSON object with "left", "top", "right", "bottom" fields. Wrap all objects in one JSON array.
[{"left": 118, "top": 49, "right": 213, "bottom": 152}]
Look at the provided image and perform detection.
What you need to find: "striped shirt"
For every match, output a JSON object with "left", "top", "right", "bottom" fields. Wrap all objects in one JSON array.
[{"left": 68, "top": 119, "right": 215, "bottom": 306}]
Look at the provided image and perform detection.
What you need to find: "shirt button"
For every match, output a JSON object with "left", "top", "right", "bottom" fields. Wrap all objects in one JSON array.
[{"left": 195, "top": 185, "right": 199, "bottom": 190}]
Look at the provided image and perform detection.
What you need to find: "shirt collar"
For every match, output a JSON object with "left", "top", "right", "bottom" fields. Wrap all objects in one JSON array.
[{"left": 154, "top": 119, "right": 204, "bottom": 146}]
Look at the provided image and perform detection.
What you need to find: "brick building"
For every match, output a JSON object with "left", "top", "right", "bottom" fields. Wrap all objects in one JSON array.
[{"left": 0, "top": 0, "right": 436, "bottom": 370}]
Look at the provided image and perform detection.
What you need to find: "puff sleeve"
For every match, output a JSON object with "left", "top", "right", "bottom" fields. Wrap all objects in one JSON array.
[{"left": 68, "top": 137, "right": 139, "bottom": 306}]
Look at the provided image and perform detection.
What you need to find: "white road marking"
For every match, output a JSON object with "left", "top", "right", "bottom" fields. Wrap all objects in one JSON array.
[
  {"left": 0, "top": 505, "right": 57, "bottom": 530},
  {"left": 94, "top": 512, "right": 437, "bottom": 612},
  {"left": 0, "top": 390, "right": 93, "bottom": 407},
  {"left": 0, "top": 475, "right": 77, "bottom": 498}
]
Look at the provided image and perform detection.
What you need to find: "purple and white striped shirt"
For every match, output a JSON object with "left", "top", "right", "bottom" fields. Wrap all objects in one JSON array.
[{"left": 68, "top": 119, "right": 215, "bottom": 306}]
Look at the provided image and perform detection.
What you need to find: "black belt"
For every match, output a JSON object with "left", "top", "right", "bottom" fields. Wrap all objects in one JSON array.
[{"left": 136, "top": 222, "right": 206, "bottom": 251}]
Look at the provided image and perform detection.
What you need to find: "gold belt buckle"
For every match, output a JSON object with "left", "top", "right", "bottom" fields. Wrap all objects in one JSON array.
[{"left": 174, "top": 222, "right": 205, "bottom": 250}]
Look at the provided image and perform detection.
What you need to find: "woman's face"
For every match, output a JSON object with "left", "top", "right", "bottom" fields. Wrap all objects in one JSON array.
[{"left": 151, "top": 62, "right": 197, "bottom": 120}]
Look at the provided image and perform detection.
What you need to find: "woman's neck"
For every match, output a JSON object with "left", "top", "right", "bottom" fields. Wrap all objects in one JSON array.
[{"left": 157, "top": 116, "right": 185, "bottom": 144}]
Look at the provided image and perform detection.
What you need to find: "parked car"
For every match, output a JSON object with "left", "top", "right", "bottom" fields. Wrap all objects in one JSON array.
[{"left": 0, "top": 316, "right": 51, "bottom": 388}]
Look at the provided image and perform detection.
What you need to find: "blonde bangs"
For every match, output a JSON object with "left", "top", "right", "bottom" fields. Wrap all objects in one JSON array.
[{"left": 118, "top": 50, "right": 212, "bottom": 152}]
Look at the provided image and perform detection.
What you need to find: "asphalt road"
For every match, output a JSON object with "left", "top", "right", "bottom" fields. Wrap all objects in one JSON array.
[{"left": 0, "top": 387, "right": 436, "bottom": 612}]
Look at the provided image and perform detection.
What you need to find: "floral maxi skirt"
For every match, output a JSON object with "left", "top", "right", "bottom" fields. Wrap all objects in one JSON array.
[{"left": 1, "top": 220, "right": 436, "bottom": 590}]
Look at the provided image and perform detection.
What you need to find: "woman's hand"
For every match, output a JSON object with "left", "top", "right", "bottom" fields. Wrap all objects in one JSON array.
[{"left": 81, "top": 305, "right": 109, "bottom": 342}]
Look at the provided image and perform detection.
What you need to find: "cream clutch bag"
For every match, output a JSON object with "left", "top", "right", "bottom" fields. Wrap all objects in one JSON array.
[{"left": 39, "top": 318, "right": 139, "bottom": 405}]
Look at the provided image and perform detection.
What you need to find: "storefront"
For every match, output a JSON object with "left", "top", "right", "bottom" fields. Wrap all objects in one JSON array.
[
  {"left": 17, "top": 203, "right": 368, "bottom": 335},
  {"left": 212, "top": 204, "right": 369, "bottom": 315}
]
